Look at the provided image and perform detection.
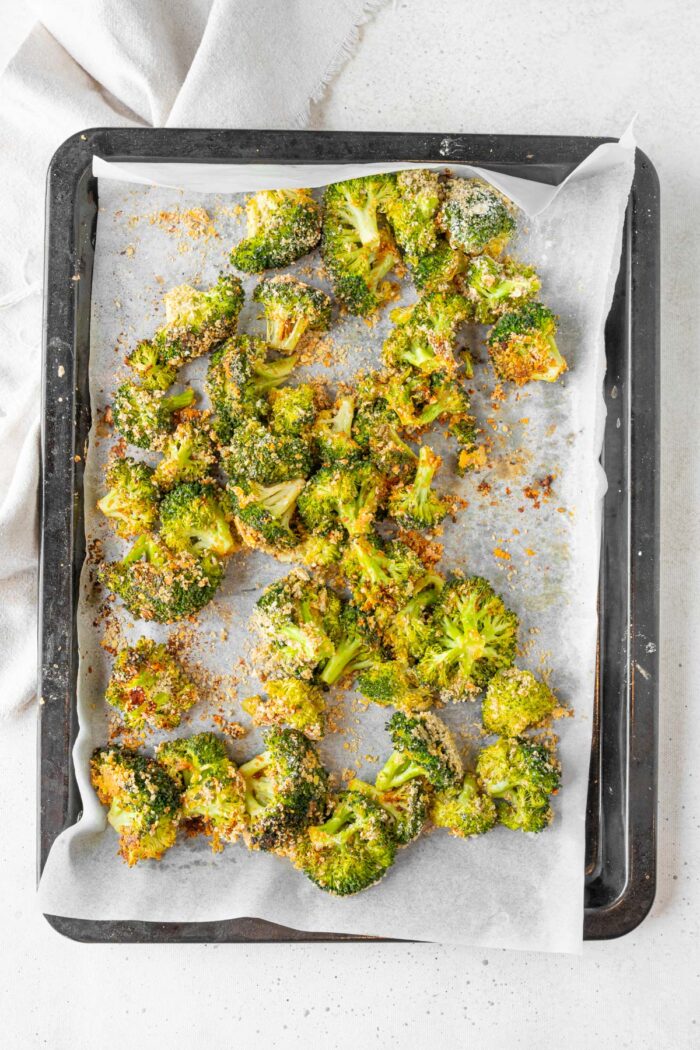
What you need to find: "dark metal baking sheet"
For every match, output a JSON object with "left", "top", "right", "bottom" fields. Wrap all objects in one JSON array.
[{"left": 38, "top": 129, "right": 659, "bottom": 943}]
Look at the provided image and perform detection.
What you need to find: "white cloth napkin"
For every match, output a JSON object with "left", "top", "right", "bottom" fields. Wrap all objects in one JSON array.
[{"left": 0, "top": 0, "right": 389, "bottom": 716}]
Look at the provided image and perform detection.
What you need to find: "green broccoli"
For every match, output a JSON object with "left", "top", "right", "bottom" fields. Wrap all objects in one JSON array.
[
  {"left": 476, "top": 736, "right": 561, "bottom": 832},
  {"left": 152, "top": 410, "right": 218, "bottom": 491},
  {"left": 375, "top": 710, "right": 463, "bottom": 792},
  {"left": 125, "top": 336, "right": 178, "bottom": 391},
  {"left": 382, "top": 290, "right": 470, "bottom": 376},
  {"left": 356, "top": 660, "right": 433, "bottom": 712},
  {"left": 381, "top": 576, "right": 445, "bottom": 665},
  {"left": 292, "top": 790, "right": 396, "bottom": 895},
  {"left": 159, "top": 481, "right": 237, "bottom": 559},
  {"left": 322, "top": 175, "right": 400, "bottom": 315},
  {"left": 340, "top": 534, "right": 431, "bottom": 621},
  {"left": 482, "top": 667, "right": 558, "bottom": 737},
  {"left": 438, "top": 177, "right": 516, "bottom": 257},
  {"left": 388, "top": 444, "right": 450, "bottom": 529},
  {"left": 228, "top": 476, "right": 306, "bottom": 551},
  {"left": 99, "top": 534, "right": 224, "bottom": 622},
  {"left": 105, "top": 638, "right": 198, "bottom": 730},
  {"left": 160, "top": 273, "right": 245, "bottom": 364},
  {"left": 90, "top": 747, "right": 181, "bottom": 866},
  {"left": 348, "top": 777, "right": 428, "bottom": 845},
  {"left": 230, "top": 188, "right": 322, "bottom": 272},
  {"left": 254, "top": 275, "right": 332, "bottom": 353},
  {"left": 461, "top": 254, "right": 540, "bottom": 324},
  {"left": 206, "top": 335, "right": 297, "bottom": 442},
  {"left": 385, "top": 169, "right": 441, "bottom": 262},
  {"left": 157, "top": 732, "right": 247, "bottom": 850},
  {"left": 112, "top": 383, "right": 196, "bottom": 449},
  {"left": 298, "top": 462, "right": 385, "bottom": 539},
  {"left": 223, "top": 417, "right": 313, "bottom": 486},
  {"left": 410, "top": 239, "right": 467, "bottom": 292},
  {"left": 268, "top": 384, "right": 318, "bottom": 437},
  {"left": 352, "top": 379, "right": 417, "bottom": 481},
  {"left": 417, "top": 576, "right": 518, "bottom": 701},
  {"left": 313, "top": 395, "right": 361, "bottom": 466},
  {"left": 253, "top": 570, "right": 341, "bottom": 680},
  {"left": 317, "top": 603, "right": 376, "bottom": 687},
  {"left": 239, "top": 727, "right": 329, "bottom": 851},
  {"left": 488, "top": 301, "right": 567, "bottom": 385},
  {"left": 97, "top": 456, "right": 159, "bottom": 538},
  {"left": 289, "top": 531, "right": 345, "bottom": 570},
  {"left": 243, "top": 678, "right": 326, "bottom": 740},
  {"left": 430, "top": 773, "right": 497, "bottom": 838}
]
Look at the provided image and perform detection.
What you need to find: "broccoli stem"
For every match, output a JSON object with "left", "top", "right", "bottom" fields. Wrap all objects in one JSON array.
[
  {"left": 375, "top": 751, "right": 423, "bottom": 792},
  {"left": 332, "top": 397, "right": 355, "bottom": 437},
  {"left": 319, "top": 636, "right": 373, "bottom": 686},
  {"left": 162, "top": 389, "right": 196, "bottom": 413}
]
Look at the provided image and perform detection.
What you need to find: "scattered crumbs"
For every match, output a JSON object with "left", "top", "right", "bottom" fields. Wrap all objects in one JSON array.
[
  {"left": 149, "top": 206, "right": 219, "bottom": 241},
  {"left": 57, "top": 364, "right": 65, "bottom": 378},
  {"left": 476, "top": 480, "right": 491, "bottom": 496},
  {"left": 212, "top": 715, "right": 247, "bottom": 739},
  {"left": 493, "top": 547, "right": 511, "bottom": 560},
  {"left": 524, "top": 548, "right": 536, "bottom": 557}
]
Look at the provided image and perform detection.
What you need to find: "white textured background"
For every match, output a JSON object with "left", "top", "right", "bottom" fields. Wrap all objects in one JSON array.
[{"left": 1, "top": 0, "right": 697, "bottom": 1046}]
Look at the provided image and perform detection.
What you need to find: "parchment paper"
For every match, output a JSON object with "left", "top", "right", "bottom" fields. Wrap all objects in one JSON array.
[{"left": 38, "top": 140, "right": 635, "bottom": 952}]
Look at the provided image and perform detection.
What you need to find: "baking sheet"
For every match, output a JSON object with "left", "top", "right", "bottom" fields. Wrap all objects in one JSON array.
[{"left": 38, "top": 141, "right": 635, "bottom": 952}]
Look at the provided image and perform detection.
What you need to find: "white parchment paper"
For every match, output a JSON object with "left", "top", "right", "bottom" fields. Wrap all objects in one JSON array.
[{"left": 38, "top": 141, "right": 635, "bottom": 952}]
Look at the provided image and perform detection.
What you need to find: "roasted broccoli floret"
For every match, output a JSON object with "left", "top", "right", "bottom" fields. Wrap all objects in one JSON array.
[
  {"left": 313, "top": 395, "right": 360, "bottom": 466},
  {"left": 292, "top": 790, "right": 396, "bottom": 895},
  {"left": 289, "top": 531, "right": 345, "bottom": 570},
  {"left": 476, "top": 736, "right": 561, "bottom": 833},
  {"left": 112, "top": 383, "right": 196, "bottom": 449},
  {"left": 298, "top": 462, "right": 385, "bottom": 539},
  {"left": 348, "top": 777, "right": 428, "bottom": 845},
  {"left": 223, "top": 417, "right": 313, "bottom": 485},
  {"left": 341, "top": 534, "right": 430, "bottom": 620},
  {"left": 157, "top": 732, "right": 246, "bottom": 850},
  {"left": 100, "top": 534, "right": 223, "bottom": 622},
  {"left": 160, "top": 273, "right": 244, "bottom": 364},
  {"left": 410, "top": 239, "right": 467, "bottom": 292},
  {"left": 461, "top": 255, "right": 540, "bottom": 324},
  {"left": 381, "top": 576, "right": 445, "bottom": 665},
  {"left": 388, "top": 444, "right": 450, "bottom": 529},
  {"left": 382, "top": 290, "right": 470, "bottom": 376},
  {"left": 322, "top": 175, "right": 400, "bottom": 315},
  {"left": 206, "top": 335, "right": 297, "bottom": 442},
  {"left": 376, "top": 710, "right": 463, "bottom": 792},
  {"left": 90, "top": 747, "right": 181, "bottom": 865},
  {"left": 253, "top": 570, "right": 341, "bottom": 680},
  {"left": 125, "top": 336, "right": 178, "bottom": 391},
  {"left": 488, "top": 301, "right": 567, "bottom": 384},
  {"left": 239, "top": 727, "right": 329, "bottom": 851},
  {"left": 356, "top": 660, "right": 433, "bottom": 712},
  {"left": 152, "top": 410, "right": 218, "bottom": 491},
  {"left": 385, "top": 169, "right": 441, "bottom": 262},
  {"left": 230, "top": 188, "right": 322, "bottom": 272},
  {"left": 268, "top": 384, "right": 317, "bottom": 437},
  {"left": 352, "top": 378, "right": 417, "bottom": 481},
  {"left": 97, "top": 456, "right": 159, "bottom": 538},
  {"left": 417, "top": 576, "right": 518, "bottom": 701},
  {"left": 105, "top": 638, "right": 198, "bottom": 730},
  {"left": 438, "top": 177, "right": 516, "bottom": 257},
  {"left": 318, "top": 603, "right": 376, "bottom": 687},
  {"left": 254, "top": 275, "right": 331, "bottom": 353},
  {"left": 430, "top": 773, "right": 497, "bottom": 838},
  {"left": 482, "top": 667, "right": 558, "bottom": 737},
  {"left": 228, "top": 477, "right": 306, "bottom": 550},
  {"left": 159, "top": 481, "right": 236, "bottom": 559},
  {"left": 243, "top": 678, "right": 326, "bottom": 740}
]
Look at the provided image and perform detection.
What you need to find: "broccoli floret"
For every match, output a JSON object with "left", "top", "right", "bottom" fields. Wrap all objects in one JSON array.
[
  {"left": 228, "top": 477, "right": 306, "bottom": 550},
  {"left": 112, "top": 384, "right": 196, "bottom": 449},
  {"left": 157, "top": 732, "right": 247, "bottom": 850},
  {"left": 322, "top": 175, "right": 400, "bottom": 315},
  {"left": 318, "top": 603, "right": 376, "bottom": 687},
  {"left": 381, "top": 576, "right": 445, "bottom": 665},
  {"left": 348, "top": 776, "right": 428, "bottom": 845},
  {"left": 385, "top": 169, "right": 441, "bottom": 262},
  {"left": 152, "top": 410, "right": 218, "bottom": 491},
  {"left": 223, "top": 417, "right": 313, "bottom": 486},
  {"left": 298, "top": 462, "right": 385, "bottom": 539},
  {"left": 388, "top": 444, "right": 450, "bottom": 529},
  {"left": 382, "top": 290, "right": 470, "bottom": 376},
  {"left": 230, "top": 189, "right": 322, "bottom": 272},
  {"left": 410, "top": 239, "right": 467, "bottom": 292},
  {"left": 356, "top": 660, "right": 432, "bottom": 712},
  {"left": 341, "top": 534, "right": 430, "bottom": 620},
  {"left": 292, "top": 790, "right": 397, "bottom": 895},
  {"left": 105, "top": 638, "right": 198, "bottom": 730},
  {"left": 97, "top": 456, "right": 159, "bottom": 538},
  {"left": 90, "top": 747, "right": 181, "bottom": 865},
  {"left": 159, "top": 481, "right": 236, "bottom": 559},
  {"left": 125, "top": 336, "right": 178, "bottom": 391},
  {"left": 376, "top": 710, "right": 463, "bottom": 792},
  {"left": 461, "top": 255, "right": 540, "bottom": 324},
  {"left": 99, "top": 534, "right": 224, "bottom": 622},
  {"left": 239, "top": 727, "right": 329, "bottom": 851},
  {"left": 313, "top": 395, "right": 361, "bottom": 466},
  {"left": 289, "top": 531, "right": 345, "bottom": 570},
  {"left": 352, "top": 379, "right": 417, "bottom": 481},
  {"left": 488, "top": 301, "right": 567, "bottom": 384},
  {"left": 243, "top": 678, "right": 326, "bottom": 740},
  {"left": 206, "top": 335, "right": 297, "bottom": 442},
  {"left": 438, "top": 177, "right": 516, "bottom": 257},
  {"left": 482, "top": 667, "right": 558, "bottom": 737},
  {"left": 417, "top": 576, "right": 518, "bottom": 701},
  {"left": 476, "top": 736, "right": 561, "bottom": 832},
  {"left": 254, "top": 275, "right": 332, "bottom": 353},
  {"left": 268, "top": 384, "right": 317, "bottom": 437},
  {"left": 430, "top": 773, "right": 497, "bottom": 838},
  {"left": 160, "top": 273, "right": 245, "bottom": 364},
  {"left": 253, "top": 570, "right": 341, "bottom": 680}
]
